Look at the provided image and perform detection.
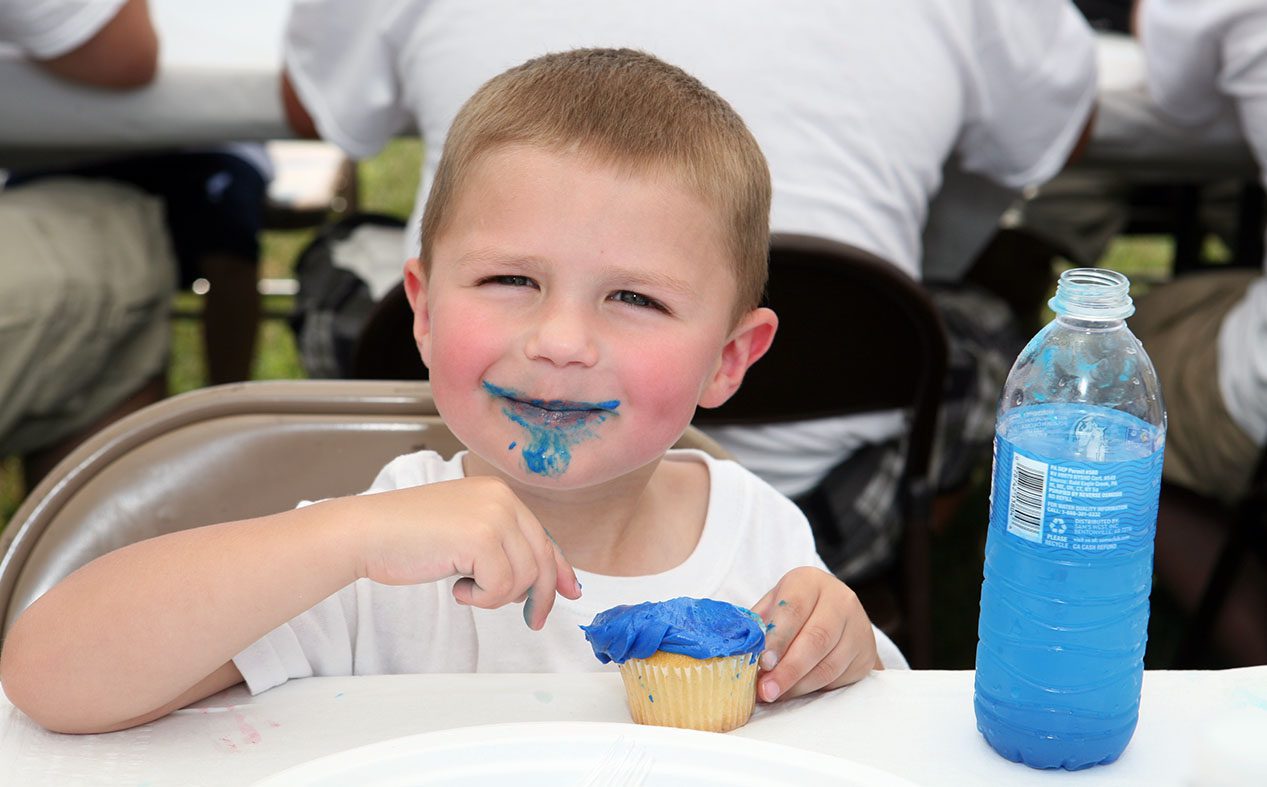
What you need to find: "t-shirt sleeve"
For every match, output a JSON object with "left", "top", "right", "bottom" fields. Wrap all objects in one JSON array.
[
  {"left": 956, "top": 0, "right": 1097, "bottom": 189},
  {"left": 1142, "top": 0, "right": 1267, "bottom": 125},
  {"left": 0, "top": 0, "right": 127, "bottom": 58},
  {"left": 283, "top": 0, "right": 415, "bottom": 159},
  {"left": 233, "top": 581, "right": 360, "bottom": 695}
]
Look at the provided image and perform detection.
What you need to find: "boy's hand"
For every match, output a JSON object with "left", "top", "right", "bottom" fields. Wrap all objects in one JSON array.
[
  {"left": 352, "top": 477, "right": 581, "bottom": 629},
  {"left": 750, "top": 566, "right": 881, "bottom": 703}
]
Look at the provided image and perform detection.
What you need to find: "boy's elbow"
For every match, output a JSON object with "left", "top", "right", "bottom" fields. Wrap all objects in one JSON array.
[{"left": 0, "top": 636, "right": 114, "bottom": 734}]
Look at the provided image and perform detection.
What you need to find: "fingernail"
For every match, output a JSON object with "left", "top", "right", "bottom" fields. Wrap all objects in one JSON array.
[
  {"left": 762, "top": 678, "right": 780, "bottom": 702},
  {"left": 760, "top": 650, "right": 778, "bottom": 670},
  {"left": 522, "top": 588, "right": 535, "bottom": 629},
  {"left": 573, "top": 575, "right": 583, "bottom": 595}
]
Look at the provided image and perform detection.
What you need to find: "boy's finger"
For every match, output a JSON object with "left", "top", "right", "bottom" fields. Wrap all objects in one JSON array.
[
  {"left": 780, "top": 634, "right": 861, "bottom": 701},
  {"left": 512, "top": 515, "right": 569, "bottom": 630},
  {"left": 755, "top": 590, "right": 808, "bottom": 674},
  {"left": 759, "top": 601, "right": 842, "bottom": 702},
  {"left": 552, "top": 538, "right": 582, "bottom": 600},
  {"left": 748, "top": 585, "right": 779, "bottom": 623},
  {"left": 453, "top": 550, "right": 515, "bottom": 608},
  {"left": 524, "top": 537, "right": 561, "bottom": 631}
]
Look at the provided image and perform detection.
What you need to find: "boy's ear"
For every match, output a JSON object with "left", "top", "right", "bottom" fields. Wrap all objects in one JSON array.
[
  {"left": 402, "top": 257, "right": 433, "bottom": 367},
  {"left": 698, "top": 307, "right": 778, "bottom": 409}
]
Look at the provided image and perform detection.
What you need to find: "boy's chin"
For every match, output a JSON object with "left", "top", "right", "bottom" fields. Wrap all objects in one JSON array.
[{"left": 471, "top": 446, "right": 653, "bottom": 491}]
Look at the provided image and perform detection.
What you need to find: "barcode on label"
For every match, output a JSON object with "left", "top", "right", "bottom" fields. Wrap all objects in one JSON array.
[{"left": 1007, "top": 453, "right": 1048, "bottom": 542}]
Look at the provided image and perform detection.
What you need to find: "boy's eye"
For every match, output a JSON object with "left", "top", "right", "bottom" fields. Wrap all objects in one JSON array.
[
  {"left": 610, "top": 290, "right": 667, "bottom": 312},
  {"left": 481, "top": 275, "right": 537, "bottom": 288}
]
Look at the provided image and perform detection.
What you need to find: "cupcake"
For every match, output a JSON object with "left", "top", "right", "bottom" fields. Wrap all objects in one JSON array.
[{"left": 581, "top": 597, "right": 766, "bottom": 732}]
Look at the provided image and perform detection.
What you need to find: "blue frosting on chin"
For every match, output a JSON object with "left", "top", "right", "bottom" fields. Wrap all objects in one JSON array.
[{"left": 580, "top": 597, "right": 766, "bottom": 664}]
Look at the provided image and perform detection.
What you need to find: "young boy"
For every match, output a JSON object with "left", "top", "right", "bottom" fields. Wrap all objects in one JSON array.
[{"left": 0, "top": 48, "right": 897, "bottom": 734}]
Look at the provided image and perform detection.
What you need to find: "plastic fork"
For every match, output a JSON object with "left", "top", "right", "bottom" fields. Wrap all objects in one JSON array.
[{"left": 577, "top": 735, "right": 654, "bottom": 787}]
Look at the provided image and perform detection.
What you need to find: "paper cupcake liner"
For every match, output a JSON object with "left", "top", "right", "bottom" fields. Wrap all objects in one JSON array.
[{"left": 617, "top": 651, "right": 758, "bottom": 732}]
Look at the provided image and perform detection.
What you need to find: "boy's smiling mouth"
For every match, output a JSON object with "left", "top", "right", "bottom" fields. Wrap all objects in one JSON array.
[
  {"left": 482, "top": 381, "right": 619, "bottom": 425},
  {"left": 482, "top": 381, "right": 620, "bottom": 477}
]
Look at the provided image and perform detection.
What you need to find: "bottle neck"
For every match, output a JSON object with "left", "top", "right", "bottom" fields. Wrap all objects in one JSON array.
[
  {"left": 1054, "top": 314, "right": 1125, "bottom": 332},
  {"left": 1048, "top": 268, "right": 1134, "bottom": 321}
]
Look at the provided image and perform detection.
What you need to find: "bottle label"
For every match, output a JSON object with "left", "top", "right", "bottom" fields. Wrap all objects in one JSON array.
[{"left": 993, "top": 411, "right": 1164, "bottom": 552}]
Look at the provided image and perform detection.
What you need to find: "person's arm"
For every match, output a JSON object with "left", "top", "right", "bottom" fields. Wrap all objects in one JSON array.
[
  {"left": 1065, "top": 105, "right": 1099, "bottom": 167},
  {"left": 0, "top": 477, "right": 579, "bottom": 733},
  {"left": 1136, "top": 0, "right": 1226, "bottom": 126},
  {"left": 281, "top": 69, "right": 319, "bottom": 138},
  {"left": 33, "top": 0, "right": 158, "bottom": 89}
]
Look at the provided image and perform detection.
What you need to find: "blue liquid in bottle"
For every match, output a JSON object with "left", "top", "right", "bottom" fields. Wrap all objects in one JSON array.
[{"left": 974, "top": 269, "right": 1166, "bottom": 770}]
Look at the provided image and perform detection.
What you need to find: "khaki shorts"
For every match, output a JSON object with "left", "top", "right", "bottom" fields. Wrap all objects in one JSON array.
[
  {"left": 1129, "top": 269, "right": 1260, "bottom": 503},
  {"left": 0, "top": 179, "right": 176, "bottom": 455}
]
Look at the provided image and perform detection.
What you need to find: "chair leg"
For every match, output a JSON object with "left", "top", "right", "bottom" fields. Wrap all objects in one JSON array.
[{"left": 901, "top": 482, "right": 934, "bottom": 669}]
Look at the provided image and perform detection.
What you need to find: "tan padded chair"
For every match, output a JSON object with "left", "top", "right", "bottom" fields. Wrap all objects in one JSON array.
[{"left": 0, "top": 380, "right": 725, "bottom": 642}]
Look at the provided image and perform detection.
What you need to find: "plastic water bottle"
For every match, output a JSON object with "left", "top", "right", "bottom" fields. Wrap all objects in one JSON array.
[{"left": 974, "top": 268, "right": 1166, "bottom": 770}]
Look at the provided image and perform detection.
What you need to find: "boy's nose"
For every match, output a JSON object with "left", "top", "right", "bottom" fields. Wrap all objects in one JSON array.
[{"left": 524, "top": 304, "right": 599, "bottom": 367}]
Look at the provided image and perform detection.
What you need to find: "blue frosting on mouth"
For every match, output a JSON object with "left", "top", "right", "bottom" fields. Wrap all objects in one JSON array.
[
  {"left": 581, "top": 597, "right": 766, "bottom": 664},
  {"left": 482, "top": 381, "right": 620, "bottom": 476}
]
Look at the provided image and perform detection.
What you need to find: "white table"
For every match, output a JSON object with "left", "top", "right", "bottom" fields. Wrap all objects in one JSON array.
[
  {"left": 0, "top": 1, "right": 292, "bottom": 167},
  {"left": 0, "top": 9, "right": 1252, "bottom": 173},
  {"left": 2, "top": 668, "right": 1264, "bottom": 785}
]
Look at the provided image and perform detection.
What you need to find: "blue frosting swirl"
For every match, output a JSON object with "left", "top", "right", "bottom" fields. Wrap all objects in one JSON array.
[{"left": 580, "top": 597, "right": 766, "bottom": 664}]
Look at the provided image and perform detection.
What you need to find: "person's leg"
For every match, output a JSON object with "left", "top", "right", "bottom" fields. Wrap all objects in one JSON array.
[
  {"left": 1130, "top": 271, "right": 1267, "bottom": 665},
  {"left": 925, "top": 282, "right": 1028, "bottom": 530},
  {"left": 1154, "top": 484, "right": 1267, "bottom": 666},
  {"left": 1130, "top": 270, "right": 1261, "bottom": 502},
  {"left": 10, "top": 150, "right": 269, "bottom": 385},
  {"left": 199, "top": 251, "right": 261, "bottom": 383},
  {"left": 0, "top": 179, "right": 175, "bottom": 487},
  {"left": 156, "top": 151, "right": 268, "bottom": 384}
]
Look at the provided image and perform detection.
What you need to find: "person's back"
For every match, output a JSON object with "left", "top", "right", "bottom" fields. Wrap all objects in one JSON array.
[{"left": 285, "top": 0, "right": 1093, "bottom": 280}]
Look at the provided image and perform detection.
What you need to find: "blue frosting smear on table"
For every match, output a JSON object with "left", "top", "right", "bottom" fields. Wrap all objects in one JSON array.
[{"left": 581, "top": 597, "right": 766, "bottom": 664}]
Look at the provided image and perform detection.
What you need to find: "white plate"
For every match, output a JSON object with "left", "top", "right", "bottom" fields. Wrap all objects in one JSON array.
[{"left": 252, "top": 721, "right": 916, "bottom": 786}]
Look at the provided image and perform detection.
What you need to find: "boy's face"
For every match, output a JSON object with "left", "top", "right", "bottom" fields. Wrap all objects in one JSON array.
[{"left": 404, "top": 146, "right": 775, "bottom": 489}]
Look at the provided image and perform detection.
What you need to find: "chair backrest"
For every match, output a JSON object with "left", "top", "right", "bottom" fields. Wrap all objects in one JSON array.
[
  {"left": 692, "top": 233, "right": 949, "bottom": 667},
  {"left": 0, "top": 380, "right": 725, "bottom": 642}
]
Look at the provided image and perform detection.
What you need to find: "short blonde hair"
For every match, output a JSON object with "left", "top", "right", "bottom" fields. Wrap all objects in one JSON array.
[{"left": 420, "top": 48, "right": 771, "bottom": 318}]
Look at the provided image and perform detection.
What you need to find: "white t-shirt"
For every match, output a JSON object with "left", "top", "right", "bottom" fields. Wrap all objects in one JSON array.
[
  {"left": 0, "top": 0, "right": 126, "bottom": 58},
  {"left": 233, "top": 449, "right": 907, "bottom": 694},
  {"left": 285, "top": 0, "right": 1096, "bottom": 496},
  {"left": 1141, "top": 0, "right": 1267, "bottom": 446}
]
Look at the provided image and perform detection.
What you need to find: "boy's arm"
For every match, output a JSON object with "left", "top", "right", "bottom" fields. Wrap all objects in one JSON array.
[
  {"left": 0, "top": 478, "right": 578, "bottom": 733},
  {"left": 0, "top": 499, "right": 360, "bottom": 733}
]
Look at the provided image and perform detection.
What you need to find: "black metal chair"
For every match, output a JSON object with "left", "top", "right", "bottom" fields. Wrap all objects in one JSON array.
[{"left": 691, "top": 234, "right": 949, "bottom": 667}]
